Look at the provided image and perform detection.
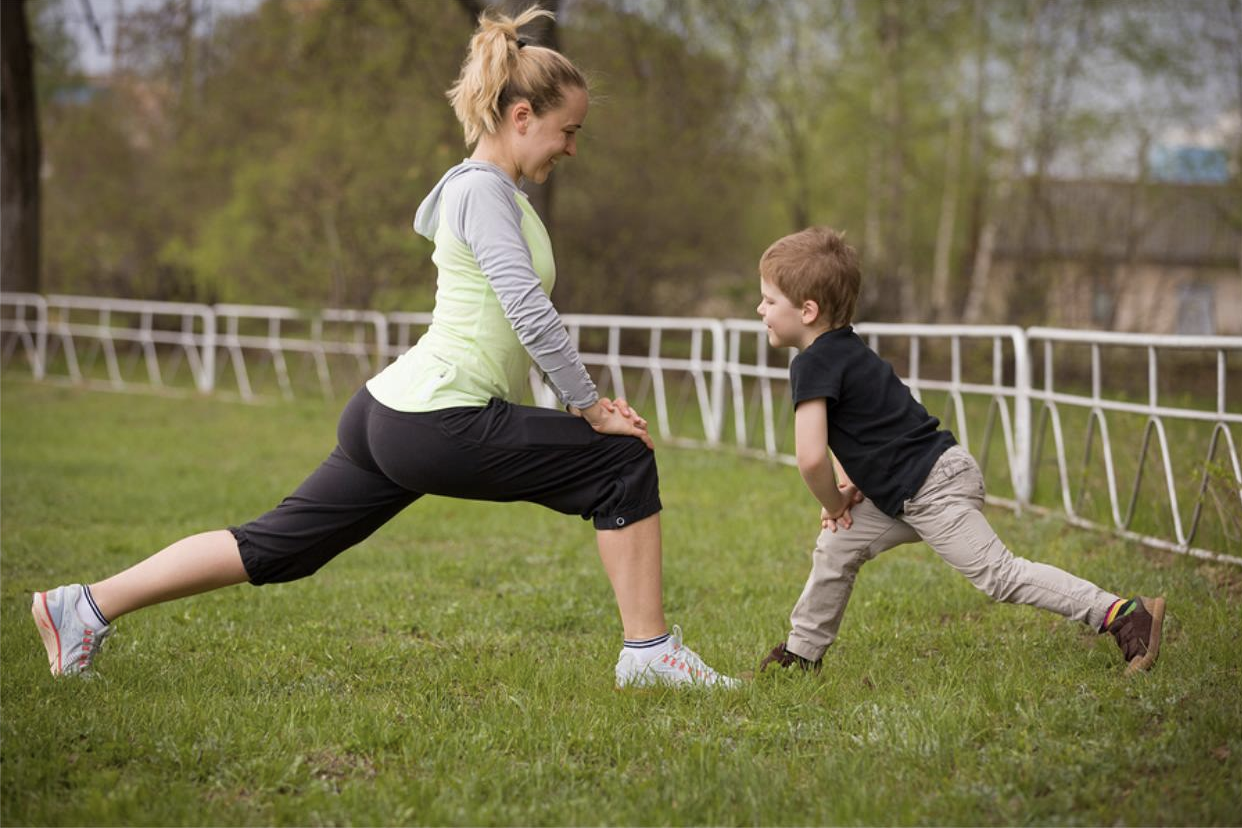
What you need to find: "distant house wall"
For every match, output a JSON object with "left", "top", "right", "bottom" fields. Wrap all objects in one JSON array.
[
  {"left": 987, "top": 259, "right": 1241, "bottom": 335},
  {"left": 990, "top": 178, "right": 1242, "bottom": 334}
]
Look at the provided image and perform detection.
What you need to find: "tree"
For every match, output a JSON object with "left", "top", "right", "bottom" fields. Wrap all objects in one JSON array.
[
  {"left": 962, "top": 0, "right": 1041, "bottom": 324},
  {"left": 1, "top": 0, "right": 41, "bottom": 294}
]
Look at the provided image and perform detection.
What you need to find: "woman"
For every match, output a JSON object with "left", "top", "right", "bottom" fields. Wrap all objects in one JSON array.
[{"left": 32, "top": 6, "right": 736, "bottom": 689}]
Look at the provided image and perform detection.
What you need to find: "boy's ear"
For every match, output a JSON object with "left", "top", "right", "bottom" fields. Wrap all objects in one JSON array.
[{"left": 800, "top": 299, "right": 822, "bottom": 325}]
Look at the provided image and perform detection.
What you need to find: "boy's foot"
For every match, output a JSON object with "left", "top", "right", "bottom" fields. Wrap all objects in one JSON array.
[
  {"left": 1105, "top": 596, "right": 1165, "bottom": 675},
  {"left": 758, "top": 641, "right": 822, "bottom": 674},
  {"left": 31, "top": 585, "right": 112, "bottom": 676},
  {"left": 615, "top": 625, "right": 740, "bottom": 689}
]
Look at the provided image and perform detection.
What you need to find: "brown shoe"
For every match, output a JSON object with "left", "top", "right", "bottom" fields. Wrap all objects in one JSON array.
[
  {"left": 1106, "top": 596, "right": 1165, "bottom": 675},
  {"left": 759, "top": 642, "right": 822, "bottom": 674}
]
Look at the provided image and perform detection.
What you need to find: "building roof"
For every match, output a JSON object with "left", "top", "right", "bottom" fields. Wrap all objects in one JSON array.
[{"left": 995, "top": 178, "right": 1241, "bottom": 267}]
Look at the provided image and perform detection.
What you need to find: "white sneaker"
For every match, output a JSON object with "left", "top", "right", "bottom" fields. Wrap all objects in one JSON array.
[
  {"left": 615, "top": 624, "right": 740, "bottom": 689},
  {"left": 32, "top": 585, "right": 112, "bottom": 676}
]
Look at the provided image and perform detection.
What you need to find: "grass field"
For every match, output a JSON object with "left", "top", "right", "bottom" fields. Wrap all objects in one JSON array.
[{"left": 2, "top": 379, "right": 1240, "bottom": 826}]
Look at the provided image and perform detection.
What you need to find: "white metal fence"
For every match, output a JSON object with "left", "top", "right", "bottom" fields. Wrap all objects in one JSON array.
[{"left": 3, "top": 292, "right": 1240, "bottom": 565}]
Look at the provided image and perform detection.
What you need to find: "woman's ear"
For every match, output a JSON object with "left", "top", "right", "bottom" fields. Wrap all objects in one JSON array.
[{"left": 510, "top": 100, "right": 533, "bottom": 135}]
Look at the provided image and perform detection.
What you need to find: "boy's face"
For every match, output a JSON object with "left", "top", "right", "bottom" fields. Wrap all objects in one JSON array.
[{"left": 756, "top": 278, "right": 809, "bottom": 349}]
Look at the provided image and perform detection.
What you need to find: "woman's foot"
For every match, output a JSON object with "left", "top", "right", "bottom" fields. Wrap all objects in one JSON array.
[
  {"left": 615, "top": 625, "right": 740, "bottom": 688},
  {"left": 32, "top": 585, "right": 112, "bottom": 676}
]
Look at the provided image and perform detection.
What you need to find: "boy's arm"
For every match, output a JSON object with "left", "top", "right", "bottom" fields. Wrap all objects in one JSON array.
[
  {"left": 794, "top": 399, "right": 847, "bottom": 516},
  {"left": 832, "top": 454, "right": 864, "bottom": 505},
  {"left": 832, "top": 454, "right": 853, "bottom": 488}
]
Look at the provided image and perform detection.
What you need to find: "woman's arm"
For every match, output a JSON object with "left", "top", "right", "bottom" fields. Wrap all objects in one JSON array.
[{"left": 453, "top": 173, "right": 598, "bottom": 410}]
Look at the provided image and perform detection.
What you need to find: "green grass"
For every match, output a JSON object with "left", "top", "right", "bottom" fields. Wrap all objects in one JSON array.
[{"left": 2, "top": 379, "right": 1241, "bottom": 826}]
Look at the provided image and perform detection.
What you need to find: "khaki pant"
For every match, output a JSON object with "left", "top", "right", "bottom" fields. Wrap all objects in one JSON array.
[{"left": 786, "top": 445, "right": 1120, "bottom": 661}]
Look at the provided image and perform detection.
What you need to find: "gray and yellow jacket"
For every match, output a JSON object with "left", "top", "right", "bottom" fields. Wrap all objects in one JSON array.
[{"left": 367, "top": 160, "right": 598, "bottom": 412}]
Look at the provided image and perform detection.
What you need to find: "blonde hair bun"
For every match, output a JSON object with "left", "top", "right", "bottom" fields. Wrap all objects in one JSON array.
[{"left": 447, "top": 4, "right": 587, "bottom": 147}]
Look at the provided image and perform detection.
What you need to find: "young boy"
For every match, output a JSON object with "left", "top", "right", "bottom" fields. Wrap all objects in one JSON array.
[{"left": 753, "top": 227, "right": 1164, "bottom": 676}]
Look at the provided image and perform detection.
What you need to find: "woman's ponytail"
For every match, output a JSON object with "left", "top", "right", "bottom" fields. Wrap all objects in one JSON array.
[{"left": 447, "top": 5, "right": 586, "bottom": 147}]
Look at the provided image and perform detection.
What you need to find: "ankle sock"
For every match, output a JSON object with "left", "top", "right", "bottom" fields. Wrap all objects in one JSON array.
[
  {"left": 75, "top": 585, "right": 110, "bottom": 628},
  {"left": 623, "top": 632, "right": 671, "bottom": 663},
  {"left": 1101, "top": 598, "right": 1137, "bottom": 632}
]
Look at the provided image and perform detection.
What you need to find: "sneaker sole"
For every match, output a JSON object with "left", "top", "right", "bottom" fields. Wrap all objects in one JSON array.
[
  {"left": 615, "top": 674, "right": 743, "bottom": 690},
  {"left": 31, "top": 592, "right": 64, "bottom": 675},
  {"left": 1125, "top": 595, "right": 1165, "bottom": 675}
]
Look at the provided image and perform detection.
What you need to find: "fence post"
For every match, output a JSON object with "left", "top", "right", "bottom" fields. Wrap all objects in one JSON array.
[
  {"left": 708, "top": 320, "right": 725, "bottom": 446},
  {"left": 1013, "top": 327, "right": 1032, "bottom": 505}
]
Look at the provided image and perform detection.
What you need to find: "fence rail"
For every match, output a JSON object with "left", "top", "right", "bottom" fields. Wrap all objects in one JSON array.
[{"left": 3, "top": 292, "right": 1239, "bottom": 565}]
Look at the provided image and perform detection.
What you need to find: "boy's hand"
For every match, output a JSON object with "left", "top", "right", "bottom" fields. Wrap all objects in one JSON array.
[
  {"left": 820, "top": 505, "right": 851, "bottom": 532},
  {"left": 821, "top": 483, "right": 864, "bottom": 532},
  {"left": 840, "top": 482, "right": 864, "bottom": 506}
]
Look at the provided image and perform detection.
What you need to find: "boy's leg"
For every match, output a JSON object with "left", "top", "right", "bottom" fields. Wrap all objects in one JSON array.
[
  {"left": 783, "top": 499, "right": 919, "bottom": 662},
  {"left": 901, "top": 446, "right": 1119, "bottom": 628}
]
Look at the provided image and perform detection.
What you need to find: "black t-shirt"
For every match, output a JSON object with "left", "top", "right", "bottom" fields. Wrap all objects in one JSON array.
[{"left": 789, "top": 326, "right": 956, "bottom": 517}]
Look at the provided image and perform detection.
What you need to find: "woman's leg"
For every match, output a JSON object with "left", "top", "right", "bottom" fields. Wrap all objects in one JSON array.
[
  {"left": 35, "top": 389, "right": 419, "bottom": 675},
  {"left": 88, "top": 530, "right": 249, "bottom": 622},
  {"left": 595, "top": 514, "right": 667, "bottom": 640}
]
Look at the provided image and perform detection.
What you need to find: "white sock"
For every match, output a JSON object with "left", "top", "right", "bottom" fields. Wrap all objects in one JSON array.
[
  {"left": 75, "top": 585, "right": 109, "bottom": 628},
  {"left": 623, "top": 632, "right": 672, "bottom": 663}
]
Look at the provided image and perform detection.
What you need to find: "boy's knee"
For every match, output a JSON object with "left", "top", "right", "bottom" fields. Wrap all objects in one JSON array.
[
  {"left": 959, "top": 553, "right": 1024, "bottom": 603},
  {"left": 814, "top": 534, "right": 875, "bottom": 572}
]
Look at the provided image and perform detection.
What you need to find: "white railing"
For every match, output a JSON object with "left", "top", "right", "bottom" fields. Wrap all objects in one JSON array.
[
  {"left": 722, "top": 320, "right": 1032, "bottom": 501},
  {"left": 560, "top": 314, "right": 726, "bottom": 446},
  {"left": 3, "top": 292, "right": 1239, "bottom": 565},
  {"left": 1025, "top": 327, "right": 1242, "bottom": 564},
  {"left": 13, "top": 294, "right": 218, "bottom": 393},
  {"left": 0, "top": 292, "right": 47, "bottom": 379}
]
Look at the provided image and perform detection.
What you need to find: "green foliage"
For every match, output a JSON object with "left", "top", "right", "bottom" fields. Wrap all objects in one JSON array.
[
  {"left": 30, "top": 0, "right": 1239, "bottom": 321},
  {"left": 2, "top": 380, "right": 1241, "bottom": 825},
  {"left": 29, "top": 0, "right": 83, "bottom": 107},
  {"left": 553, "top": 1, "right": 758, "bottom": 314}
]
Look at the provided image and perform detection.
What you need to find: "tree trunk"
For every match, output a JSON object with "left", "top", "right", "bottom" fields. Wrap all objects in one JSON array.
[
  {"left": 861, "top": 87, "right": 886, "bottom": 320},
  {"left": 962, "top": 0, "right": 1042, "bottom": 324},
  {"left": 879, "top": 0, "right": 916, "bottom": 321},
  {"left": 931, "top": 102, "right": 964, "bottom": 322},
  {"left": 1, "top": 0, "right": 41, "bottom": 294},
  {"left": 958, "top": 0, "right": 989, "bottom": 322},
  {"left": 1010, "top": 0, "right": 1088, "bottom": 325}
]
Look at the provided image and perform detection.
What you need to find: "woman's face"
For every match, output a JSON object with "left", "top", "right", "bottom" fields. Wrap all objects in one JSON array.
[{"left": 515, "top": 85, "right": 588, "bottom": 184}]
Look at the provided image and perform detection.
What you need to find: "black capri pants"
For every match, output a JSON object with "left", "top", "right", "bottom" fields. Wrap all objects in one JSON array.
[{"left": 231, "top": 387, "right": 662, "bottom": 585}]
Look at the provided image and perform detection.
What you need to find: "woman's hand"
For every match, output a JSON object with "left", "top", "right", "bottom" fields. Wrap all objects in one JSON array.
[{"left": 572, "top": 397, "right": 653, "bottom": 449}]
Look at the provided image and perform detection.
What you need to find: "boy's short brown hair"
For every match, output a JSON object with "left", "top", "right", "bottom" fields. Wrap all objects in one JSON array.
[{"left": 759, "top": 227, "right": 860, "bottom": 328}]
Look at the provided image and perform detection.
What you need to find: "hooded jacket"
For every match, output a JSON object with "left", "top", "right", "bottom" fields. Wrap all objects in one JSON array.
[{"left": 367, "top": 160, "right": 597, "bottom": 412}]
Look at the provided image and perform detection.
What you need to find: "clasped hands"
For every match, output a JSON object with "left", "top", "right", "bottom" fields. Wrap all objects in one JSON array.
[
  {"left": 821, "top": 482, "right": 865, "bottom": 533},
  {"left": 570, "top": 397, "right": 653, "bottom": 450}
]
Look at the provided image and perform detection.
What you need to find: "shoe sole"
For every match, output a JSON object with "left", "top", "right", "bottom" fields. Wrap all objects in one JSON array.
[
  {"left": 616, "top": 675, "right": 744, "bottom": 690},
  {"left": 1125, "top": 596, "right": 1165, "bottom": 675},
  {"left": 31, "top": 592, "right": 64, "bottom": 675}
]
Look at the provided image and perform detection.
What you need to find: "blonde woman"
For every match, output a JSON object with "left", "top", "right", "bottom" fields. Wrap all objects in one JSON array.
[{"left": 32, "top": 6, "right": 737, "bottom": 689}]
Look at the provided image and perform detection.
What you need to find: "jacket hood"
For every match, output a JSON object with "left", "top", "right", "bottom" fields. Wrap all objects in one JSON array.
[{"left": 413, "top": 160, "right": 519, "bottom": 241}]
